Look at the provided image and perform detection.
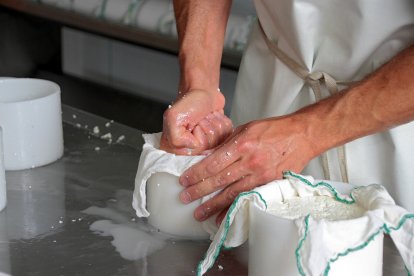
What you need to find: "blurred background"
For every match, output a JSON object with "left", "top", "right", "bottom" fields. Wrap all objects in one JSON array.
[{"left": 0, "top": 0, "right": 256, "bottom": 133}]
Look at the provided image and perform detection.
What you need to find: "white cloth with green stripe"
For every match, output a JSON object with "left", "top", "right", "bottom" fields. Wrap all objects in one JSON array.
[
  {"left": 132, "top": 133, "right": 219, "bottom": 236},
  {"left": 197, "top": 172, "right": 414, "bottom": 275}
]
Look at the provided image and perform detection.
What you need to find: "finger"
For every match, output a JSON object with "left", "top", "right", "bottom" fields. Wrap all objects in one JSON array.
[
  {"left": 160, "top": 132, "right": 203, "bottom": 156},
  {"left": 168, "top": 90, "right": 223, "bottom": 132},
  {"left": 219, "top": 124, "right": 245, "bottom": 147},
  {"left": 163, "top": 108, "right": 199, "bottom": 149},
  {"left": 162, "top": 121, "right": 199, "bottom": 150},
  {"left": 179, "top": 161, "right": 246, "bottom": 203},
  {"left": 207, "top": 112, "right": 233, "bottom": 145},
  {"left": 193, "top": 175, "right": 256, "bottom": 221},
  {"left": 192, "top": 125, "right": 209, "bottom": 151},
  {"left": 198, "top": 112, "right": 229, "bottom": 145},
  {"left": 197, "top": 118, "right": 215, "bottom": 148},
  {"left": 200, "top": 148, "right": 214, "bottom": 156},
  {"left": 160, "top": 145, "right": 197, "bottom": 156},
  {"left": 180, "top": 138, "right": 241, "bottom": 186},
  {"left": 216, "top": 207, "right": 229, "bottom": 225}
]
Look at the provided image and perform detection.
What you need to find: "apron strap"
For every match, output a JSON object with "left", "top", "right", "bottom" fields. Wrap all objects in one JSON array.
[{"left": 258, "top": 21, "right": 352, "bottom": 183}]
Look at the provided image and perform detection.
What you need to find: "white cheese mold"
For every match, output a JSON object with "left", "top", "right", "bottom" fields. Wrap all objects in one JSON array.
[{"left": 0, "top": 78, "right": 63, "bottom": 170}]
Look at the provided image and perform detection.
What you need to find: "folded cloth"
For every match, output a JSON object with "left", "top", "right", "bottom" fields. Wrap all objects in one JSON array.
[
  {"left": 197, "top": 171, "right": 414, "bottom": 276},
  {"left": 41, "top": 0, "right": 74, "bottom": 9},
  {"left": 135, "top": 0, "right": 171, "bottom": 33},
  {"left": 102, "top": 0, "right": 132, "bottom": 22},
  {"left": 132, "top": 133, "right": 218, "bottom": 238},
  {"left": 72, "top": 0, "right": 103, "bottom": 16}
]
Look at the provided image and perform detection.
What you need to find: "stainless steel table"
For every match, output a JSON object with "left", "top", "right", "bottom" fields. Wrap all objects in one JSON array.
[
  {"left": 0, "top": 106, "right": 247, "bottom": 276},
  {"left": 0, "top": 106, "right": 406, "bottom": 276}
]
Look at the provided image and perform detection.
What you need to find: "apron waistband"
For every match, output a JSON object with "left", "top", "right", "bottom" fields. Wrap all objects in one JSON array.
[{"left": 258, "top": 20, "right": 355, "bottom": 183}]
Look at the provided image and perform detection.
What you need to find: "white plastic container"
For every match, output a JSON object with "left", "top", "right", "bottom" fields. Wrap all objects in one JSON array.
[
  {"left": 0, "top": 78, "right": 63, "bottom": 170},
  {"left": 146, "top": 172, "right": 209, "bottom": 239},
  {"left": 248, "top": 181, "right": 384, "bottom": 276},
  {"left": 0, "top": 127, "right": 6, "bottom": 212}
]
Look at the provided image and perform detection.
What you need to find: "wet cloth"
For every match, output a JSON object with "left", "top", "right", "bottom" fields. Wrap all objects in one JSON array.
[
  {"left": 132, "top": 133, "right": 219, "bottom": 237},
  {"left": 197, "top": 171, "right": 414, "bottom": 276}
]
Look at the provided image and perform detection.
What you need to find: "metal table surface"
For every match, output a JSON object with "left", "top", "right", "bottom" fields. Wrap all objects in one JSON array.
[
  {"left": 0, "top": 107, "right": 247, "bottom": 276},
  {"left": 0, "top": 106, "right": 407, "bottom": 276}
]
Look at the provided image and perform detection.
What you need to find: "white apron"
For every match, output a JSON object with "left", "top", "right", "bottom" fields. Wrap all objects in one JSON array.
[{"left": 231, "top": 0, "right": 414, "bottom": 211}]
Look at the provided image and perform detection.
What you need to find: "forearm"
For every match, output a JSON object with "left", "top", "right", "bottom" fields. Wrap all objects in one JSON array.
[
  {"left": 173, "top": 0, "right": 232, "bottom": 93},
  {"left": 301, "top": 44, "right": 414, "bottom": 156}
]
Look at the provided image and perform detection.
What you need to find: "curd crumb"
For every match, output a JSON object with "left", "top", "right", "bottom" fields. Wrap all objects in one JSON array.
[{"left": 93, "top": 126, "right": 100, "bottom": 134}]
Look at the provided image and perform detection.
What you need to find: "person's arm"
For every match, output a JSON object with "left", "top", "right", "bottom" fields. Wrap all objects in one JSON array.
[
  {"left": 174, "top": 0, "right": 231, "bottom": 93},
  {"left": 179, "top": 44, "right": 414, "bottom": 223},
  {"left": 160, "top": 0, "right": 233, "bottom": 155},
  {"left": 305, "top": 45, "right": 414, "bottom": 153}
]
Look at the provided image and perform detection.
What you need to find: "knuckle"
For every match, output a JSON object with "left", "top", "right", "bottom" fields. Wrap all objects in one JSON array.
[
  {"left": 248, "top": 156, "right": 262, "bottom": 170},
  {"left": 225, "top": 189, "right": 239, "bottom": 203},
  {"left": 260, "top": 170, "right": 274, "bottom": 183},
  {"left": 163, "top": 108, "right": 174, "bottom": 120},
  {"left": 214, "top": 175, "right": 227, "bottom": 188},
  {"left": 237, "top": 139, "right": 254, "bottom": 153},
  {"left": 206, "top": 159, "right": 220, "bottom": 175},
  {"left": 169, "top": 137, "right": 180, "bottom": 147}
]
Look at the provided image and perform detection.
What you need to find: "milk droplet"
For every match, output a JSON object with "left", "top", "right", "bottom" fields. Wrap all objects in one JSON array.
[
  {"left": 116, "top": 135, "right": 125, "bottom": 143},
  {"left": 101, "top": 133, "right": 112, "bottom": 140},
  {"left": 93, "top": 126, "right": 100, "bottom": 134}
]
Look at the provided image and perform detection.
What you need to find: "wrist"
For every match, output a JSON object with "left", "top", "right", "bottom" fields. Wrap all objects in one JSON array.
[
  {"left": 181, "top": 88, "right": 225, "bottom": 112},
  {"left": 293, "top": 100, "right": 345, "bottom": 158},
  {"left": 178, "top": 67, "right": 219, "bottom": 94},
  {"left": 178, "top": 52, "right": 221, "bottom": 94},
  {"left": 294, "top": 89, "right": 365, "bottom": 157}
]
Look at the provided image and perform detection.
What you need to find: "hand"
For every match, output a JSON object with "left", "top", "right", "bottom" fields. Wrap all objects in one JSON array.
[
  {"left": 178, "top": 115, "right": 320, "bottom": 224},
  {"left": 161, "top": 110, "right": 233, "bottom": 155},
  {"left": 160, "top": 89, "right": 229, "bottom": 155}
]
